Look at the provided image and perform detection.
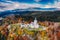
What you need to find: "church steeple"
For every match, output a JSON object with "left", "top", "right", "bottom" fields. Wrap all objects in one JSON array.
[
  {"left": 34, "top": 17, "right": 37, "bottom": 24},
  {"left": 33, "top": 17, "right": 39, "bottom": 28}
]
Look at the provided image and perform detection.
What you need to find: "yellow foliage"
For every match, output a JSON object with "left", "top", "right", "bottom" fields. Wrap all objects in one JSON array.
[{"left": 17, "top": 29, "right": 23, "bottom": 35}]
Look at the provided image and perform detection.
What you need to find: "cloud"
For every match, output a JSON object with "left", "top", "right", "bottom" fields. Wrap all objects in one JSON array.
[
  {"left": 57, "top": 2, "right": 60, "bottom": 8},
  {"left": 53, "top": 1, "right": 60, "bottom": 10},
  {"left": 0, "top": 1, "right": 45, "bottom": 12},
  {"left": 34, "top": 0, "right": 41, "bottom": 2},
  {"left": 0, "top": 0, "right": 60, "bottom": 12},
  {"left": 58, "top": 0, "right": 60, "bottom": 2}
]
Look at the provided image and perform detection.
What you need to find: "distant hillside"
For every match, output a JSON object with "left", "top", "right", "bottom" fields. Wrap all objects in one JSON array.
[{"left": 0, "top": 11, "right": 60, "bottom": 22}]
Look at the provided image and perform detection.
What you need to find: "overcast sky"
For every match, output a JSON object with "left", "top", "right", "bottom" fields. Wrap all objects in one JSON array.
[{"left": 0, "top": 0, "right": 60, "bottom": 12}]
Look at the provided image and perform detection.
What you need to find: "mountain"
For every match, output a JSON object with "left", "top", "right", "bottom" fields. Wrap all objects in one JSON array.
[{"left": 0, "top": 10, "right": 60, "bottom": 22}]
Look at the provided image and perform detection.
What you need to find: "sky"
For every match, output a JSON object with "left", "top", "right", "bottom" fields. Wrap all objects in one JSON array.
[{"left": 0, "top": 0, "right": 60, "bottom": 12}]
